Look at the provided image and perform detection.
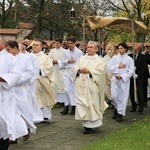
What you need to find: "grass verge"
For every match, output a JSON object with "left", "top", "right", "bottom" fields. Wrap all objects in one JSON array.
[{"left": 81, "top": 115, "right": 150, "bottom": 150}]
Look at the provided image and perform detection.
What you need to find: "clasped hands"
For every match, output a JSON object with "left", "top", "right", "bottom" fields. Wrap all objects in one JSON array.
[
  {"left": 118, "top": 62, "right": 126, "bottom": 69},
  {"left": 68, "top": 58, "right": 75, "bottom": 63},
  {"left": 53, "top": 59, "right": 58, "bottom": 64},
  {"left": 115, "top": 76, "right": 122, "bottom": 80},
  {"left": 115, "top": 62, "right": 126, "bottom": 80},
  {"left": 79, "top": 67, "right": 90, "bottom": 74}
]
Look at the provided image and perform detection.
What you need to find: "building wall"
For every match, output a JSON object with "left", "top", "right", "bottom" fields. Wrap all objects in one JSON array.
[
  {"left": 1, "top": 29, "right": 32, "bottom": 40},
  {"left": 3, "top": 35, "right": 16, "bottom": 40}
]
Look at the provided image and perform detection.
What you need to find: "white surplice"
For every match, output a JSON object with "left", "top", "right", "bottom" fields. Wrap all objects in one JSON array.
[
  {"left": 48, "top": 47, "right": 66, "bottom": 103},
  {"left": 108, "top": 53, "right": 134, "bottom": 116},
  {"left": 25, "top": 52, "right": 43, "bottom": 123},
  {"left": 0, "top": 50, "right": 28, "bottom": 140},
  {"left": 73, "top": 54, "right": 108, "bottom": 128},
  {"left": 0, "top": 112, "right": 11, "bottom": 139},
  {"left": 15, "top": 52, "right": 37, "bottom": 133},
  {"left": 58, "top": 47, "right": 83, "bottom": 106}
]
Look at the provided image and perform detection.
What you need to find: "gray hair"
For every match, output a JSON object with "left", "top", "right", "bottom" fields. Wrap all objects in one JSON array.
[
  {"left": 88, "top": 41, "right": 98, "bottom": 48},
  {"left": 19, "top": 43, "right": 26, "bottom": 50}
]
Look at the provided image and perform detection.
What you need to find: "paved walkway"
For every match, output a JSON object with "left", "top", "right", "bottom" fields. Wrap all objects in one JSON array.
[{"left": 9, "top": 102, "right": 150, "bottom": 150}]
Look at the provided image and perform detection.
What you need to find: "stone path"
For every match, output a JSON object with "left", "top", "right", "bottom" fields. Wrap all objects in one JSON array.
[{"left": 9, "top": 103, "right": 150, "bottom": 150}]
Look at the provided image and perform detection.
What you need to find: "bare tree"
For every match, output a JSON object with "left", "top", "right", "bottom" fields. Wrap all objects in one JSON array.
[
  {"left": 0, "top": 0, "right": 14, "bottom": 28},
  {"left": 0, "top": 0, "right": 124, "bottom": 41},
  {"left": 106, "top": 0, "right": 150, "bottom": 41}
]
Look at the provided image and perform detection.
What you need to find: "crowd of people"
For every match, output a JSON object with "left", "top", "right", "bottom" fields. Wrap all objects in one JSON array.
[{"left": 0, "top": 35, "right": 149, "bottom": 149}]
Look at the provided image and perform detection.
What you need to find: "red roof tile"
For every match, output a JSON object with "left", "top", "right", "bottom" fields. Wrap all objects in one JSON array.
[
  {"left": 0, "top": 29, "right": 23, "bottom": 35},
  {"left": 18, "top": 22, "right": 34, "bottom": 29}
]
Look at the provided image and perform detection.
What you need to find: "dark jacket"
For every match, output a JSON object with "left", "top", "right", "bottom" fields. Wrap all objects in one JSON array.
[{"left": 129, "top": 53, "right": 149, "bottom": 79}]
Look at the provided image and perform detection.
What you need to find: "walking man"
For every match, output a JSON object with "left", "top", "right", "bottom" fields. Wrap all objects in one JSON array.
[
  {"left": 108, "top": 42, "right": 134, "bottom": 122},
  {"left": 73, "top": 41, "right": 108, "bottom": 134},
  {"left": 59, "top": 36, "right": 83, "bottom": 115}
]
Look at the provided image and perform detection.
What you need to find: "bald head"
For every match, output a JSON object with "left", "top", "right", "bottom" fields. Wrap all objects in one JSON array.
[
  {"left": 134, "top": 43, "right": 142, "bottom": 54},
  {"left": 0, "top": 36, "right": 6, "bottom": 51},
  {"left": 19, "top": 43, "right": 26, "bottom": 53}
]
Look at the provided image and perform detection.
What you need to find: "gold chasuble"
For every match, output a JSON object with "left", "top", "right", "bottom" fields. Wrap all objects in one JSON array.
[
  {"left": 35, "top": 51, "right": 56, "bottom": 108},
  {"left": 73, "top": 54, "right": 108, "bottom": 121}
]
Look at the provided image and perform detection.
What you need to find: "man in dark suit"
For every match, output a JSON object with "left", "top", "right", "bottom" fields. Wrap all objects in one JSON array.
[
  {"left": 142, "top": 46, "right": 150, "bottom": 107},
  {"left": 129, "top": 43, "right": 147, "bottom": 113},
  {"left": 99, "top": 41, "right": 107, "bottom": 57},
  {"left": 143, "top": 45, "right": 150, "bottom": 64}
]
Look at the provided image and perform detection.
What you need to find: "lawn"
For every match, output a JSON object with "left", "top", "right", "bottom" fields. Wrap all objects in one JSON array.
[{"left": 81, "top": 115, "right": 150, "bottom": 150}]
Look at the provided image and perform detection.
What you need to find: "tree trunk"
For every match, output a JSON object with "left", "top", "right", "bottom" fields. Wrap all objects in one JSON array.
[{"left": 37, "top": 0, "right": 45, "bottom": 37}]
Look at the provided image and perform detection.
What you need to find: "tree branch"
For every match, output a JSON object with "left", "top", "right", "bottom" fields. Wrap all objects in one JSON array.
[{"left": 107, "top": 0, "right": 126, "bottom": 12}]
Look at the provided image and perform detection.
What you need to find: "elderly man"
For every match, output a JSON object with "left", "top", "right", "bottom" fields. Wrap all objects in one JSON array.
[
  {"left": 73, "top": 41, "right": 108, "bottom": 134},
  {"left": 129, "top": 43, "right": 148, "bottom": 113},
  {"left": 32, "top": 40, "right": 56, "bottom": 121}
]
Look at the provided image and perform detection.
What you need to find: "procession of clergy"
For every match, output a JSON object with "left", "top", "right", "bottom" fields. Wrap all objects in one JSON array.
[{"left": 0, "top": 35, "right": 149, "bottom": 149}]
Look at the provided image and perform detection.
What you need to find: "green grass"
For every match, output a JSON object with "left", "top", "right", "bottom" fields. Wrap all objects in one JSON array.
[{"left": 81, "top": 115, "right": 150, "bottom": 150}]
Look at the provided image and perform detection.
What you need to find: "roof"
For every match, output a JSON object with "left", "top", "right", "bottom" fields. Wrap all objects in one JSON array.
[
  {"left": 0, "top": 29, "right": 24, "bottom": 35},
  {"left": 18, "top": 22, "right": 34, "bottom": 29}
]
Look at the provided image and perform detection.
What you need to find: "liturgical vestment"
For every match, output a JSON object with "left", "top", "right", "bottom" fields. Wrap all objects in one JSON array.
[
  {"left": 59, "top": 47, "right": 83, "bottom": 106},
  {"left": 108, "top": 53, "right": 134, "bottom": 116},
  {"left": 0, "top": 50, "right": 28, "bottom": 140},
  {"left": 34, "top": 51, "right": 56, "bottom": 109},
  {"left": 48, "top": 47, "right": 66, "bottom": 103},
  {"left": 73, "top": 54, "right": 108, "bottom": 128}
]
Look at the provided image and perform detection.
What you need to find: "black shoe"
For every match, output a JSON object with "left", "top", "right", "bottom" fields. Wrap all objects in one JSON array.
[
  {"left": 138, "top": 107, "right": 143, "bottom": 114},
  {"left": 55, "top": 102, "right": 64, "bottom": 107},
  {"left": 43, "top": 118, "right": 51, "bottom": 122},
  {"left": 112, "top": 109, "right": 117, "bottom": 119},
  {"left": 130, "top": 104, "right": 137, "bottom": 112},
  {"left": 60, "top": 106, "right": 69, "bottom": 115},
  {"left": 69, "top": 110, "right": 75, "bottom": 115},
  {"left": 144, "top": 103, "right": 148, "bottom": 108},
  {"left": 83, "top": 127, "right": 92, "bottom": 134},
  {"left": 116, "top": 114, "right": 122, "bottom": 122},
  {"left": 130, "top": 108, "right": 137, "bottom": 112},
  {"left": 69, "top": 106, "right": 75, "bottom": 115}
]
